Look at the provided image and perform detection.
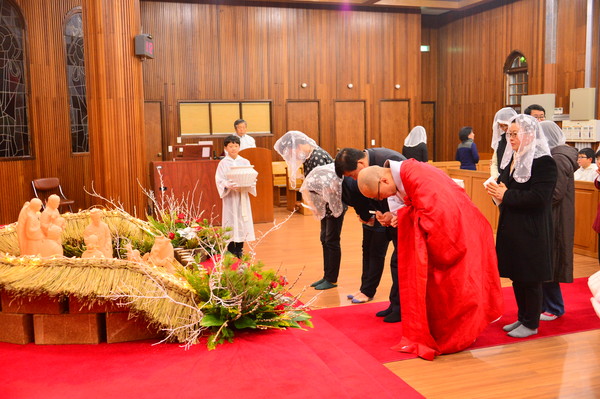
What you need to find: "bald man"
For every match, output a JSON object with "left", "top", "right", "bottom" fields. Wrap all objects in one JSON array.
[{"left": 357, "top": 159, "right": 503, "bottom": 360}]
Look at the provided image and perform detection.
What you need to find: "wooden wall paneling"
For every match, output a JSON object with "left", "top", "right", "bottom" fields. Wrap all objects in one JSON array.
[
  {"left": 379, "top": 99, "right": 410, "bottom": 153},
  {"left": 555, "top": 0, "right": 588, "bottom": 113},
  {"left": 334, "top": 101, "right": 366, "bottom": 153},
  {"left": 82, "top": 0, "right": 148, "bottom": 218},
  {"left": 144, "top": 101, "right": 164, "bottom": 189},
  {"left": 432, "top": 0, "right": 545, "bottom": 161},
  {"left": 139, "top": 3, "right": 421, "bottom": 170},
  {"left": 286, "top": 101, "right": 320, "bottom": 143},
  {"left": 421, "top": 101, "right": 435, "bottom": 160}
]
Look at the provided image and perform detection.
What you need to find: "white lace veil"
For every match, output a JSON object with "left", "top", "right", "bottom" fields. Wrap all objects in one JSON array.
[
  {"left": 274, "top": 130, "right": 318, "bottom": 189},
  {"left": 500, "top": 114, "right": 551, "bottom": 183},
  {"left": 539, "top": 120, "right": 566, "bottom": 149},
  {"left": 299, "top": 163, "right": 343, "bottom": 220},
  {"left": 491, "top": 107, "right": 518, "bottom": 150},
  {"left": 404, "top": 126, "right": 427, "bottom": 147}
]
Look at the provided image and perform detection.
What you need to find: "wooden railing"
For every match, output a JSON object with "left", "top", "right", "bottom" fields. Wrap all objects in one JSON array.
[{"left": 441, "top": 165, "right": 598, "bottom": 258}]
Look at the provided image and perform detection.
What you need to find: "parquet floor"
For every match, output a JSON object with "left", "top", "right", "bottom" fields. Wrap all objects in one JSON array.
[{"left": 252, "top": 207, "right": 600, "bottom": 399}]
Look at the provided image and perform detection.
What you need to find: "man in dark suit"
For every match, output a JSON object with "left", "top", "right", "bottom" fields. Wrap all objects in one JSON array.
[{"left": 335, "top": 147, "right": 406, "bottom": 323}]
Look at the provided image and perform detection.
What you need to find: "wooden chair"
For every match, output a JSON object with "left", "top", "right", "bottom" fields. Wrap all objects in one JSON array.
[
  {"left": 31, "top": 177, "right": 75, "bottom": 212},
  {"left": 272, "top": 161, "right": 287, "bottom": 207}
]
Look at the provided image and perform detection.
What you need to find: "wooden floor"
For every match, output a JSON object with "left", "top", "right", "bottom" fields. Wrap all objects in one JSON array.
[{"left": 252, "top": 207, "right": 600, "bottom": 399}]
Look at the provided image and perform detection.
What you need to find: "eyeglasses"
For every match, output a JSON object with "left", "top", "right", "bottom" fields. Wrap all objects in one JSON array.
[
  {"left": 578, "top": 155, "right": 589, "bottom": 159},
  {"left": 507, "top": 132, "right": 519, "bottom": 138},
  {"left": 533, "top": 115, "right": 546, "bottom": 121}
]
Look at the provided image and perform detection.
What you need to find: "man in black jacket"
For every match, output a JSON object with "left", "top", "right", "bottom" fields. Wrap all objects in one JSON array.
[{"left": 335, "top": 147, "right": 406, "bottom": 323}]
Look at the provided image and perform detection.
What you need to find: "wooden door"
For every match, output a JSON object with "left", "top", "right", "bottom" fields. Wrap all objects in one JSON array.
[
  {"left": 334, "top": 101, "right": 366, "bottom": 153},
  {"left": 380, "top": 100, "right": 410, "bottom": 153},
  {"left": 421, "top": 101, "right": 436, "bottom": 161},
  {"left": 144, "top": 101, "right": 164, "bottom": 190},
  {"left": 286, "top": 101, "right": 320, "bottom": 143}
]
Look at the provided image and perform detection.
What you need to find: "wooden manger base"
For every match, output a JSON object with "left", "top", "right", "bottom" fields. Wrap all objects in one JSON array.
[{"left": 0, "top": 290, "right": 164, "bottom": 345}]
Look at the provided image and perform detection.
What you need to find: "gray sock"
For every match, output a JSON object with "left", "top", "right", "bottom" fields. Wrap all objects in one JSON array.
[
  {"left": 502, "top": 321, "right": 522, "bottom": 332},
  {"left": 507, "top": 324, "right": 538, "bottom": 338}
]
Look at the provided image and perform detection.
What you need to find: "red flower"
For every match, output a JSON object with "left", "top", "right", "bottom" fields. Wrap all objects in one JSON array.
[
  {"left": 177, "top": 213, "right": 185, "bottom": 220},
  {"left": 168, "top": 232, "right": 175, "bottom": 240},
  {"left": 175, "top": 219, "right": 183, "bottom": 224},
  {"left": 195, "top": 218, "right": 203, "bottom": 223},
  {"left": 270, "top": 281, "right": 278, "bottom": 289},
  {"left": 274, "top": 304, "right": 285, "bottom": 311},
  {"left": 278, "top": 276, "right": 288, "bottom": 286},
  {"left": 253, "top": 272, "right": 263, "bottom": 280}
]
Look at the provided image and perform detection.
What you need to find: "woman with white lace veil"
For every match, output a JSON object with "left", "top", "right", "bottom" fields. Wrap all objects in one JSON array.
[
  {"left": 486, "top": 114, "right": 558, "bottom": 338},
  {"left": 539, "top": 121, "right": 578, "bottom": 322},
  {"left": 402, "top": 126, "right": 428, "bottom": 162},
  {"left": 490, "top": 107, "right": 518, "bottom": 178},
  {"left": 274, "top": 131, "right": 346, "bottom": 290}
]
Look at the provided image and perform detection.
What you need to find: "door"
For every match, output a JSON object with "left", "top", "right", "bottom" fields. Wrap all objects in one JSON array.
[
  {"left": 286, "top": 101, "right": 320, "bottom": 143},
  {"left": 144, "top": 101, "right": 164, "bottom": 188},
  {"left": 380, "top": 100, "right": 410, "bottom": 153},
  {"left": 421, "top": 101, "right": 436, "bottom": 160},
  {"left": 334, "top": 101, "right": 366, "bottom": 152}
]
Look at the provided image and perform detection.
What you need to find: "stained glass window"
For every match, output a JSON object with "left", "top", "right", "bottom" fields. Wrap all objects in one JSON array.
[
  {"left": 0, "top": 0, "right": 29, "bottom": 158},
  {"left": 64, "top": 9, "right": 88, "bottom": 153}
]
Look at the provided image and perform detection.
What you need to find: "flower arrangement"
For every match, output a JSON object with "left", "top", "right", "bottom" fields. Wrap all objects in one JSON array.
[{"left": 180, "top": 254, "right": 313, "bottom": 350}]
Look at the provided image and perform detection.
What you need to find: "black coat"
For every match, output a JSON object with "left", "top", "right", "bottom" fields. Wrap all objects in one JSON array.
[{"left": 496, "top": 155, "right": 558, "bottom": 282}]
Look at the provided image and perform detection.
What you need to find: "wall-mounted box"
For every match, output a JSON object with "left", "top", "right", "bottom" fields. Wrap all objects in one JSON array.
[
  {"left": 570, "top": 88, "right": 596, "bottom": 120},
  {"left": 562, "top": 119, "right": 600, "bottom": 142}
]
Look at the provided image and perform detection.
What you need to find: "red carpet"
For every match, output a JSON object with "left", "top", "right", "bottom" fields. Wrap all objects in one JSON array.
[
  {"left": 0, "top": 311, "right": 423, "bottom": 399},
  {"left": 313, "top": 278, "right": 600, "bottom": 363}
]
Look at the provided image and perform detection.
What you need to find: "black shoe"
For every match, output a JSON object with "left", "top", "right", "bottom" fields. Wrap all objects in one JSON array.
[
  {"left": 383, "top": 311, "right": 401, "bottom": 323},
  {"left": 310, "top": 278, "right": 325, "bottom": 287},
  {"left": 376, "top": 306, "right": 393, "bottom": 317}
]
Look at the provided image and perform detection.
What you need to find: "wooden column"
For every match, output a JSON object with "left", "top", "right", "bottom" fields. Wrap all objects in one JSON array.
[{"left": 82, "top": 0, "right": 147, "bottom": 217}]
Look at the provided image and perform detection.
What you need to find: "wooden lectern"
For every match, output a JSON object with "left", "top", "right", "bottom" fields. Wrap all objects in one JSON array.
[{"left": 239, "top": 147, "right": 274, "bottom": 223}]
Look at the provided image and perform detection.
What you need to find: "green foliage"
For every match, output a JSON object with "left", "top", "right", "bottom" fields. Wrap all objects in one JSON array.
[{"left": 179, "top": 253, "right": 312, "bottom": 350}]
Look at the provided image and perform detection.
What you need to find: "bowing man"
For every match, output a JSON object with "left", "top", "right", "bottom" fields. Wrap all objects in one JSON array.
[{"left": 357, "top": 159, "right": 503, "bottom": 360}]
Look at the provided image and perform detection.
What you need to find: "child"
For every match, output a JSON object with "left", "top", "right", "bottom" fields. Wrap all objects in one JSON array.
[{"left": 215, "top": 135, "right": 256, "bottom": 258}]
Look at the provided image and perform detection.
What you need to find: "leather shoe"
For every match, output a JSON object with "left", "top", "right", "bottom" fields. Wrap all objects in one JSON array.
[
  {"left": 376, "top": 306, "right": 393, "bottom": 317},
  {"left": 383, "top": 311, "right": 401, "bottom": 323}
]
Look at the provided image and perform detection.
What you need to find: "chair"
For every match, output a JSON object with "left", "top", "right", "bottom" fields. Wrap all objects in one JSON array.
[
  {"left": 31, "top": 177, "right": 75, "bottom": 212},
  {"left": 272, "top": 161, "right": 288, "bottom": 207}
]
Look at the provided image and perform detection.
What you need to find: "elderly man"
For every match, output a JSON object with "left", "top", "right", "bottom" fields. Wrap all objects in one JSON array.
[{"left": 357, "top": 159, "right": 503, "bottom": 360}]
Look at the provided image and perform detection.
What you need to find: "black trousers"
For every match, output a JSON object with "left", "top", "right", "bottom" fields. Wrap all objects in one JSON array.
[
  {"left": 320, "top": 209, "right": 346, "bottom": 283},
  {"left": 512, "top": 281, "right": 543, "bottom": 329},
  {"left": 227, "top": 241, "right": 244, "bottom": 258},
  {"left": 359, "top": 227, "right": 390, "bottom": 298},
  {"left": 387, "top": 227, "right": 400, "bottom": 312}
]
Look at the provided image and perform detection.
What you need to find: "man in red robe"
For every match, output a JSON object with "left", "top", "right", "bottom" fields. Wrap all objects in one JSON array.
[{"left": 357, "top": 159, "right": 503, "bottom": 360}]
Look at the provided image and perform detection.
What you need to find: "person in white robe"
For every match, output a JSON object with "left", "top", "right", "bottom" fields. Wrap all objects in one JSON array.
[{"left": 215, "top": 135, "right": 257, "bottom": 258}]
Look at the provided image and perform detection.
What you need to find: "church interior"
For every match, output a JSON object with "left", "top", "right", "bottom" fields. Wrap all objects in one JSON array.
[{"left": 0, "top": 0, "right": 599, "bottom": 397}]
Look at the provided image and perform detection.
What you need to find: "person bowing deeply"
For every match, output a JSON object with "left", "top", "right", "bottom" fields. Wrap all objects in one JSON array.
[{"left": 357, "top": 160, "right": 503, "bottom": 360}]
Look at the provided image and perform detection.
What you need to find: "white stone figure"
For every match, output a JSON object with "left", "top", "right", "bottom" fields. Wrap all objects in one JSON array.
[{"left": 84, "top": 209, "right": 113, "bottom": 258}]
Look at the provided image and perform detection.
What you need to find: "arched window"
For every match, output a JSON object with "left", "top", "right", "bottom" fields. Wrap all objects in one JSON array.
[
  {"left": 64, "top": 8, "right": 88, "bottom": 153},
  {"left": 0, "top": 0, "right": 29, "bottom": 158},
  {"left": 504, "top": 51, "right": 528, "bottom": 112}
]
